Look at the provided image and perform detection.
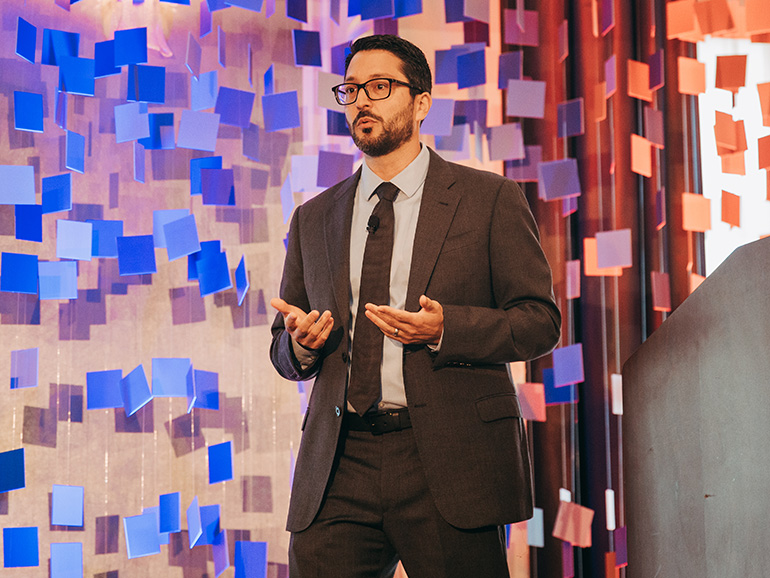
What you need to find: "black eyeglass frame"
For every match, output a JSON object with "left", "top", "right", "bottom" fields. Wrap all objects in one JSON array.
[{"left": 331, "top": 78, "right": 421, "bottom": 105}]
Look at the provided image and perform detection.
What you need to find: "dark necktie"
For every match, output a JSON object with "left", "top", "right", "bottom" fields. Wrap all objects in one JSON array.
[{"left": 347, "top": 181, "right": 399, "bottom": 416}]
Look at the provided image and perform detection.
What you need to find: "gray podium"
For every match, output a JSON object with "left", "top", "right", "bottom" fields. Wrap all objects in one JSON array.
[{"left": 622, "top": 237, "right": 770, "bottom": 577}]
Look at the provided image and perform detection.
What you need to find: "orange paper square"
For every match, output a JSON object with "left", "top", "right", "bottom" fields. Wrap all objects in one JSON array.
[
  {"left": 650, "top": 271, "right": 671, "bottom": 312},
  {"left": 690, "top": 272, "right": 706, "bottom": 293},
  {"left": 667, "top": 0, "right": 697, "bottom": 39},
  {"left": 631, "top": 134, "right": 653, "bottom": 177},
  {"left": 516, "top": 382, "right": 546, "bottom": 422},
  {"left": 746, "top": 0, "right": 770, "bottom": 34},
  {"left": 721, "top": 151, "right": 745, "bottom": 175},
  {"left": 694, "top": 0, "right": 735, "bottom": 35},
  {"left": 713, "top": 111, "right": 747, "bottom": 154},
  {"left": 682, "top": 192, "right": 711, "bottom": 232},
  {"left": 758, "top": 82, "right": 770, "bottom": 127},
  {"left": 553, "top": 500, "right": 594, "bottom": 548},
  {"left": 584, "top": 238, "right": 623, "bottom": 277},
  {"left": 627, "top": 60, "right": 652, "bottom": 102},
  {"left": 758, "top": 134, "right": 770, "bottom": 169},
  {"left": 678, "top": 56, "right": 706, "bottom": 95},
  {"left": 715, "top": 54, "right": 747, "bottom": 93},
  {"left": 596, "top": 82, "right": 607, "bottom": 122},
  {"left": 605, "top": 552, "right": 620, "bottom": 578},
  {"left": 721, "top": 190, "right": 740, "bottom": 228}
]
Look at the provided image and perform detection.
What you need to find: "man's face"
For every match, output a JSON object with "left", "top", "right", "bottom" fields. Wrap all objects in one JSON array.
[{"left": 344, "top": 50, "right": 418, "bottom": 157}]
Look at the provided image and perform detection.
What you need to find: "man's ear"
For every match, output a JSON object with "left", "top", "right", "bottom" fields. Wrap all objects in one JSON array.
[{"left": 414, "top": 92, "right": 432, "bottom": 124}]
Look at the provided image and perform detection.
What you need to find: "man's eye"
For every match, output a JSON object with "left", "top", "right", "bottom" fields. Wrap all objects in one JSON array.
[
  {"left": 344, "top": 86, "right": 357, "bottom": 94},
  {"left": 374, "top": 82, "right": 388, "bottom": 90}
]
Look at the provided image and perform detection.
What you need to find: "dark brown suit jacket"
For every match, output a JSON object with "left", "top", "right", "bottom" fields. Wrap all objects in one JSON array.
[{"left": 270, "top": 148, "right": 560, "bottom": 532}]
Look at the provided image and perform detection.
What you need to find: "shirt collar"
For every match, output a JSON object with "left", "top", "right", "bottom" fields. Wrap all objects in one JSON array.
[{"left": 359, "top": 144, "right": 430, "bottom": 202}]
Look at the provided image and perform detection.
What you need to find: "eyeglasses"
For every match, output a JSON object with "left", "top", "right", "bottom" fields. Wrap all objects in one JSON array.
[{"left": 331, "top": 78, "right": 420, "bottom": 105}]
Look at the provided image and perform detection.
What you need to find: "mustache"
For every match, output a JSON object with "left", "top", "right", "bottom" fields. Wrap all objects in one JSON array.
[{"left": 354, "top": 112, "right": 382, "bottom": 126}]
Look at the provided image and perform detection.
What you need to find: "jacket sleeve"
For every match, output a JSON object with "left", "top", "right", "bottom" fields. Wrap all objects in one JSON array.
[
  {"left": 269, "top": 205, "right": 324, "bottom": 382},
  {"left": 433, "top": 178, "right": 561, "bottom": 366}
]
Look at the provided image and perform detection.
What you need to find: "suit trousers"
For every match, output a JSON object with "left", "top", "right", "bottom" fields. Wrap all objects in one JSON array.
[{"left": 289, "top": 420, "right": 510, "bottom": 578}]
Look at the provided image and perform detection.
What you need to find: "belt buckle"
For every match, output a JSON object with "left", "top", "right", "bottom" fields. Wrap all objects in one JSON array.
[{"left": 368, "top": 411, "right": 397, "bottom": 435}]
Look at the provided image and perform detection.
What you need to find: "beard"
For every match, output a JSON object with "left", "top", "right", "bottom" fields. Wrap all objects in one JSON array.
[{"left": 348, "top": 101, "right": 414, "bottom": 157}]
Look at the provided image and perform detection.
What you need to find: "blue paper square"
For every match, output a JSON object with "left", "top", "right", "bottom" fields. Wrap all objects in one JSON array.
[
  {"left": 94, "top": 40, "right": 120, "bottom": 78},
  {"left": 15, "top": 205, "right": 43, "bottom": 243},
  {"left": 117, "top": 235, "right": 157, "bottom": 276},
  {"left": 552, "top": 343, "right": 584, "bottom": 386},
  {"left": 56, "top": 220, "right": 93, "bottom": 261},
  {"left": 151, "top": 358, "right": 192, "bottom": 398},
  {"left": 235, "top": 255, "right": 249, "bottom": 306},
  {"left": 0, "top": 448, "right": 25, "bottom": 493},
  {"left": 213, "top": 529, "right": 230, "bottom": 577},
  {"left": 88, "top": 220, "right": 123, "bottom": 258},
  {"left": 65, "top": 130, "right": 85, "bottom": 173},
  {"left": 10, "top": 348, "right": 38, "bottom": 389},
  {"left": 208, "top": 441, "right": 233, "bottom": 484},
  {"left": 42, "top": 173, "right": 73, "bottom": 214},
  {"left": 186, "top": 497, "right": 203, "bottom": 549},
  {"left": 153, "top": 209, "right": 189, "bottom": 249},
  {"left": 50, "top": 542, "right": 82, "bottom": 578},
  {"left": 215, "top": 87, "right": 256, "bottom": 128},
  {"left": 330, "top": 43, "right": 350, "bottom": 75},
  {"left": 51, "top": 484, "right": 84, "bottom": 526},
  {"left": 159, "top": 492, "right": 181, "bottom": 534},
  {"left": 457, "top": 50, "right": 485, "bottom": 89},
  {"left": 177, "top": 110, "right": 220, "bottom": 152},
  {"left": 164, "top": 214, "right": 201, "bottom": 261},
  {"left": 395, "top": 0, "right": 422, "bottom": 18},
  {"left": 201, "top": 168, "right": 235, "bottom": 206},
  {"left": 123, "top": 512, "right": 161, "bottom": 559},
  {"left": 188, "top": 240, "right": 221, "bottom": 280},
  {"left": 361, "top": 0, "right": 394, "bottom": 20},
  {"left": 327, "top": 110, "right": 348, "bottom": 136},
  {"left": 262, "top": 91, "right": 300, "bottom": 132},
  {"left": 192, "top": 70, "right": 218, "bottom": 111},
  {"left": 293, "top": 30, "right": 322, "bottom": 66},
  {"left": 193, "top": 369, "right": 219, "bottom": 410},
  {"left": 218, "top": 26, "right": 226, "bottom": 68},
  {"left": 543, "top": 367, "right": 578, "bottom": 405},
  {"left": 3, "top": 527, "right": 39, "bottom": 568},
  {"left": 286, "top": 0, "right": 307, "bottom": 22},
  {"left": 58, "top": 56, "right": 95, "bottom": 96},
  {"left": 263, "top": 64, "right": 274, "bottom": 96},
  {"left": 86, "top": 369, "right": 123, "bottom": 409},
  {"left": 55, "top": 89, "right": 67, "bottom": 129},
  {"left": 120, "top": 364, "right": 152, "bottom": 416},
  {"left": 190, "top": 156, "right": 222, "bottom": 196},
  {"left": 115, "top": 102, "right": 150, "bottom": 143},
  {"left": 225, "top": 0, "right": 263, "bottom": 11},
  {"left": 235, "top": 541, "right": 267, "bottom": 578},
  {"left": 196, "top": 250, "right": 232, "bottom": 296},
  {"left": 13, "top": 92, "right": 44, "bottom": 133},
  {"left": 1, "top": 252, "right": 38, "bottom": 295},
  {"left": 114, "top": 27, "right": 148, "bottom": 66},
  {"left": 16, "top": 18, "right": 36, "bottom": 64},
  {"left": 142, "top": 506, "right": 170, "bottom": 546},
  {"left": 127, "top": 64, "right": 166, "bottom": 103},
  {"left": 42, "top": 29, "right": 79, "bottom": 66},
  {"left": 195, "top": 504, "right": 221, "bottom": 546},
  {"left": 0, "top": 166, "right": 35, "bottom": 205},
  {"left": 138, "top": 113, "right": 175, "bottom": 150},
  {"left": 38, "top": 261, "right": 78, "bottom": 300}
]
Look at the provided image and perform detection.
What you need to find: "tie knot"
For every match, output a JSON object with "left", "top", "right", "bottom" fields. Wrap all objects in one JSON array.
[{"left": 374, "top": 182, "right": 399, "bottom": 203}]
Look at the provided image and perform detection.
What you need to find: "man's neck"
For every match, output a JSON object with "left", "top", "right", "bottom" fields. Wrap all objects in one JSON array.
[{"left": 363, "top": 139, "right": 422, "bottom": 182}]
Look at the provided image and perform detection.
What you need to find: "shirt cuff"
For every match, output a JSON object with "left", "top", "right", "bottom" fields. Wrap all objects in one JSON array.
[
  {"left": 291, "top": 337, "right": 320, "bottom": 370},
  {"left": 426, "top": 328, "right": 444, "bottom": 352}
]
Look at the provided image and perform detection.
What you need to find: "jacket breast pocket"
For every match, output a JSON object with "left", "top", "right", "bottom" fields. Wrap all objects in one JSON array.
[{"left": 475, "top": 393, "right": 522, "bottom": 423}]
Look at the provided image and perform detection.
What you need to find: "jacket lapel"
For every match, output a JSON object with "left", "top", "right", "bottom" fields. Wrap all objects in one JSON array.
[
  {"left": 324, "top": 168, "right": 360, "bottom": 326},
  {"left": 405, "top": 150, "right": 460, "bottom": 311}
]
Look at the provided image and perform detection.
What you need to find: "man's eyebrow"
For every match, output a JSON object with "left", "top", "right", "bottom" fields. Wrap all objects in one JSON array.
[{"left": 344, "top": 73, "right": 390, "bottom": 82}]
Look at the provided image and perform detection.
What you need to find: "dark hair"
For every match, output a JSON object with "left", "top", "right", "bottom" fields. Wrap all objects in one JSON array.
[{"left": 344, "top": 35, "right": 432, "bottom": 96}]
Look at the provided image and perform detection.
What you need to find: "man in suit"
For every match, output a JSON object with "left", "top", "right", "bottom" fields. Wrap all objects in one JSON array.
[{"left": 270, "top": 35, "right": 560, "bottom": 578}]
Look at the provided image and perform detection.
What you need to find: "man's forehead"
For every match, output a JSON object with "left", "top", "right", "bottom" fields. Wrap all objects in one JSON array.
[{"left": 345, "top": 51, "right": 404, "bottom": 81}]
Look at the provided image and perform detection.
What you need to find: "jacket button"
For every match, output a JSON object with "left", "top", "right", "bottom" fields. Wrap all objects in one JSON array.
[
  {"left": 341, "top": 352, "right": 349, "bottom": 363},
  {"left": 335, "top": 406, "right": 341, "bottom": 417}
]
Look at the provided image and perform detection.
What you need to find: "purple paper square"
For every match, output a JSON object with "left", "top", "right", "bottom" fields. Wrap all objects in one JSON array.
[
  {"left": 557, "top": 98, "right": 584, "bottom": 138},
  {"left": 614, "top": 526, "right": 628, "bottom": 567},
  {"left": 177, "top": 110, "right": 220, "bottom": 152},
  {"left": 538, "top": 158, "right": 581, "bottom": 200},
  {"left": 421, "top": 98, "right": 455, "bottom": 136},
  {"left": 506, "top": 79, "right": 546, "bottom": 118},
  {"left": 331, "top": 43, "right": 351, "bottom": 76},
  {"left": 505, "top": 145, "right": 541, "bottom": 182},
  {"left": 316, "top": 151, "right": 354, "bottom": 188},
  {"left": 552, "top": 343, "right": 584, "bottom": 387},
  {"left": 596, "top": 228, "right": 632, "bottom": 269},
  {"left": 361, "top": 0, "right": 394, "bottom": 20},
  {"left": 201, "top": 168, "right": 235, "bottom": 206},
  {"left": 215, "top": 87, "right": 255, "bottom": 128},
  {"left": 605, "top": 55, "right": 617, "bottom": 97},
  {"left": 488, "top": 123, "right": 525, "bottom": 162},
  {"left": 649, "top": 49, "right": 664, "bottom": 90},
  {"left": 601, "top": 0, "right": 615, "bottom": 35},
  {"left": 503, "top": 9, "right": 539, "bottom": 46},
  {"left": 498, "top": 51, "right": 522, "bottom": 89},
  {"left": 262, "top": 91, "right": 300, "bottom": 132}
]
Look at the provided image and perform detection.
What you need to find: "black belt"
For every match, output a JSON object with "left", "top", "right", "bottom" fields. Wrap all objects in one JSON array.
[{"left": 343, "top": 409, "right": 411, "bottom": 435}]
